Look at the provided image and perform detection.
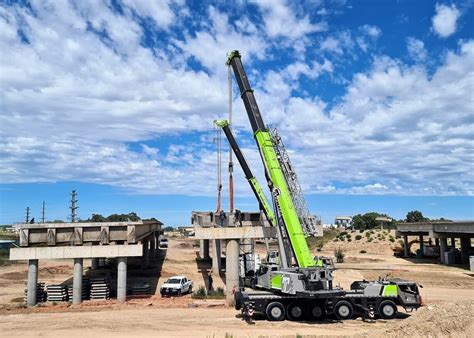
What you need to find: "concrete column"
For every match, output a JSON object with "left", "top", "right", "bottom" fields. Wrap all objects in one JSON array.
[
  {"left": 200, "top": 240, "right": 210, "bottom": 259},
  {"left": 212, "top": 239, "right": 221, "bottom": 274},
  {"left": 435, "top": 238, "right": 439, "bottom": 247},
  {"left": 26, "top": 259, "right": 38, "bottom": 307},
  {"left": 142, "top": 239, "right": 149, "bottom": 268},
  {"left": 117, "top": 257, "right": 127, "bottom": 303},
  {"left": 150, "top": 235, "right": 155, "bottom": 260},
  {"left": 419, "top": 235, "right": 424, "bottom": 254},
  {"left": 451, "top": 238, "right": 456, "bottom": 247},
  {"left": 225, "top": 239, "right": 240, "bottom": 306},
  {"left": 403, "top": 235, "right": 409, "bottom": 257},
  {"left": 460, "top": 237, "right": 471, "bottom": 265},
  {"left": 91, "top": 258, "right": 99, "bottom": 270},
  {"left": 73, "top": 258, "right": 83, "bottom": 305},
  {"left": 439, "top": 238, "right": 447, "bottom": 264}
]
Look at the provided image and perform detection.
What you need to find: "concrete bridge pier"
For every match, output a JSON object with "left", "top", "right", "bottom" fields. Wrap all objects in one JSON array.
[
  {"left": 91, "top": 258, "right": 99, "bottom": 270},
  {"left": 200, "top": 240, "right": 210, "bottom": 259},
  {"left": 73, "top": 258, "right": 83, "bottom": 305},
  {"left": 27, "top": 259, "right": 38, "bottom": 307},
  {"left": 225, "top": 239, "right": 240, "bottom": 306},
  {"left": 460, "top": 237, "right": 471, "bottom": 265},
  {"left": 439, "top": 237, "right": 448, "bottom": 264},
  {"left": 403, "top": 235, "right": 409, "bottom": 257},
  {"left": 212, "top": 239, "right": 221, "bottom": 274},
  {"left": 117, "top": 257, "right": 127, "bottom": 303}
]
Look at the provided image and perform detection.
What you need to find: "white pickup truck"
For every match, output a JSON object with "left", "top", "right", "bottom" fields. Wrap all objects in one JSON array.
[{"left": 160, "top": 276, "right": 193, "bottom": 296}]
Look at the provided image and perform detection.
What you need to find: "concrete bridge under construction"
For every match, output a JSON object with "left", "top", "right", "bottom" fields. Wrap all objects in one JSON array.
[{"left": 10, "top": 220, "right": 162, "bottom": 306}]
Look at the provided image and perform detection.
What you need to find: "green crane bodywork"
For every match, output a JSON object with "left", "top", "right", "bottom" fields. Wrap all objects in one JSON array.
[{"left": 225, "top": 50, "right": 315, "bottom": 269}]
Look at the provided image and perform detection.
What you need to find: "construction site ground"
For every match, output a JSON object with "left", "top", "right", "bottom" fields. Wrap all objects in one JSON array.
[{"left": 0, "top": 231, "right": 473, "bottom": 337}]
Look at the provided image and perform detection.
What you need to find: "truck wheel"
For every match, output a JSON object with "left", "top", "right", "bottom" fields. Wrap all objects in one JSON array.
[
  {"left": 177, "top": 290, "right": 182, "bottom": 296},
  {"left": 286, "top": 302, "right": 304, "bottom": 321},
  {"left": 308, "top": 304, "right": 325, "bottom": 320},
  {"left": 234, "top": 292, "right": 243, "bottom": 311},
  {"left": 378, "top": 300, "right": 397, "bottom": 319},
  {"left": 334, "top": 300, "right": 353, "bottom": 320},
  {"left": 188, "top": 286, "right": 193, "bottom": 294},
  {"left": 266, "top": 302, "right": 286, "bottom": 321}
]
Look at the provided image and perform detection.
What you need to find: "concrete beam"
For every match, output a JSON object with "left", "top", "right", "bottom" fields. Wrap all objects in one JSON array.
[
  {"left": 460, "top": 238, "right": 471, "bottom": 265},
  {"left": 195, "top": 226, "right": 277, "bottom": 240},
  {"left": 10, "top": 244, "right": 143, "bottom": 260}
]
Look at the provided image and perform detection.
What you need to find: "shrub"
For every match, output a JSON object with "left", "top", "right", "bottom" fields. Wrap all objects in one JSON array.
[
  {"left": 347, "top": 238, "right": 352, "bottom": 242},
  {"left": 334, "top": 248, "right": 345, "bottom": 263},
  {"left": 365, "top": 232, "right": 371, "bottom": 238},
  {"left": 340, "top": 231, "right": 348, "bottom": 236},
  {"left": 192, "top": 285, "right": 225, "bottom": 299},
  {"left": 359, "top": 229, "right": 364, "bottom": 233},
  {"left": 346, "top": 234, "right": 351, "bottom": 239},
  {"left": 360, "top": 250, "right": 367, "bottom": 254},
  {"left": 389, "top": 237, "right": 395, "bottom": 243},
  {"left": 191, "top": 285, "right": 207, "bottom": 299},
  {"left": 367, "top": 237, "right": 373, "bottom": 242},
  {"left": 380, "top": 236, "right": 386, "bottom": 240},
  {"left": 333, "top": 238, "right": 339, "bottom": 242},
  {"left": 355, "top": 235, "right": 362, "bottom": 240}
]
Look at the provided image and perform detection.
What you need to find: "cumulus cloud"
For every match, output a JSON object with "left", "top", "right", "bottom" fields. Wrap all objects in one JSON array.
[
  {"left": 432, "top": 3, "right": 460, "bottom": 38},
  {"left": 251, "top": 0, "right": 327, "bottom": 39},
  {"left": 406, "top": 37, "right": 427, "bottom": 61}
]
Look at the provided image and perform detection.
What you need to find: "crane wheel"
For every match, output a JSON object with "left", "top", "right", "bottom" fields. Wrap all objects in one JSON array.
[
  {"left": 334, "top": 300, "right": 354, "bottom": 320},
  {"left": 308, "top": 303, "right": 325, "bottom": 321},
  {"left": 286, "top": 302, "right": 304, "bottom": 321},
  {"left": 378, "top": 300, "right": 397, "bottom": 319},
  {"left": 266, "top": 302, "right": 286, "bottom": 321}
]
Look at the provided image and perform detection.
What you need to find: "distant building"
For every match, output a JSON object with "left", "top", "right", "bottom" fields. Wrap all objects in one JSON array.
[
  {"left": 334, "top": 216, "right": 352, "bottom": 229},
  {"left": 375, "top": 216, "right": 393, "bottom": 230},
  {"left": 177, "top": 226, "right": 195, "bottom": 237}
]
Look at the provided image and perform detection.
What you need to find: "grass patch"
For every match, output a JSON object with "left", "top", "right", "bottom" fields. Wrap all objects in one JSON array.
[{"left": 191, "top": 285, "right": 225, "bottom": 299}]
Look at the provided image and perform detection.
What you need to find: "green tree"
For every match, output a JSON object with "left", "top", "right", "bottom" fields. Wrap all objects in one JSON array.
[
  {"left": 406, "top": 210, "right": 427, "bottom": 222},
  {"left": 90, "top": 214, "right": 106, "bottom": 222}
]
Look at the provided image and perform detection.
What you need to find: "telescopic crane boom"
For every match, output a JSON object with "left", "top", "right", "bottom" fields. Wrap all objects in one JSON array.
[{"left": 226, "top": 50, "right": 315, "bottom": 268}]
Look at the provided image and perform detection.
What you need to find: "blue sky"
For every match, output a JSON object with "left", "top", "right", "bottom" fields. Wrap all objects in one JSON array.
[{"left": 0, "top": 0, "right": 473, "bottom": 225}]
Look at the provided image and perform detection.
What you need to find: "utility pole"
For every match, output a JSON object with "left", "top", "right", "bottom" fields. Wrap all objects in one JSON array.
[
  {"left": 41, "top": 201, "right": 45, "bottom": 223},
  {"left": 25, "top": 207, "right": 30, "bottom": 224},
  {"left": 70, "top": 190, "right": 78, "bottom": 223}
]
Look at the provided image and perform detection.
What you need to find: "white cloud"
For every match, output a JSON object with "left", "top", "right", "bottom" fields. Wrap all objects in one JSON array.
[
  {"left": 406, "top": 37, "right": 427, "bottom": 61},
  {"left": 251, "top": 0, "right": 327, "bottom": 39},
  {"left": 361, "top": 24, "right": 381, "bottom": 39},
  {"left": 432, "top": 3, "right": 460, "bottom": 38}
]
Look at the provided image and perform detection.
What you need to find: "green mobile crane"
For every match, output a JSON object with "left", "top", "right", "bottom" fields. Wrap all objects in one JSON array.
[{"left": 218, "top": 50, "right": 422, "bottom": 322}]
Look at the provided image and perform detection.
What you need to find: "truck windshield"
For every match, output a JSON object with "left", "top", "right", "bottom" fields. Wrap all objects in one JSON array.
[{"left": 166, "top": 278, "right": 181, "bottom": 284}]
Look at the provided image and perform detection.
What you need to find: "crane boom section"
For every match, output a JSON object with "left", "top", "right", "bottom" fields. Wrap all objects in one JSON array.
[
  {"left": 214, "top": 119, "right": 275, "bottom": 226},
  {"left": 227, "top": 50, "right": 315, "bottom": 268}
]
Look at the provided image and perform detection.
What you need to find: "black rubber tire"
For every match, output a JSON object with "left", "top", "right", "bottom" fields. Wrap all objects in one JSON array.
[
  {"left": 308, "top": 303, "right": 325, "bottom": 321},
  {"left": 234, "top": 292, "right": 243, "bottom": 310},
  {"left": 177, "top": 290, "right": 182, "bottom": 296},
  {"left": 286, "top": 302, "right": 304, "bottom": 321},
  {"left": 378, "top": 300, "right": 397, "bottom": 319},
  {"left": 266, "top": 302, "right": 286, "bottom": 321},
  {"left": 334, "top": 300, "right": 354, "bottom": 320},
  {"left": 188, "top": 286, "right": 193, "bottom": 294}
]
